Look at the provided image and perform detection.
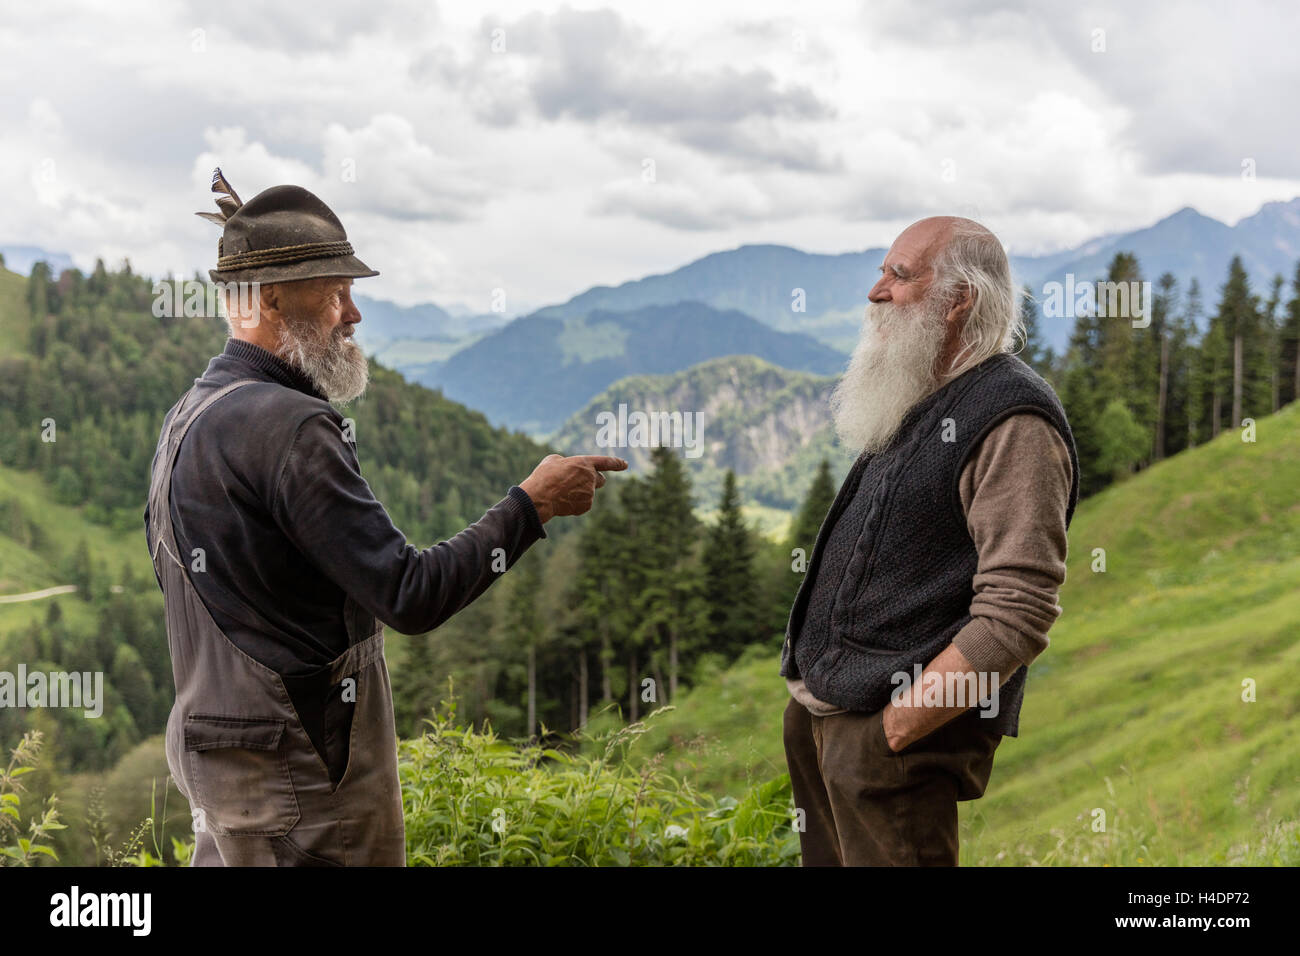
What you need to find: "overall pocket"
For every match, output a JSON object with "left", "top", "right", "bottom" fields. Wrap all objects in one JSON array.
[{"left": 184, "top": 714, "right": 301, "bottom": 836}]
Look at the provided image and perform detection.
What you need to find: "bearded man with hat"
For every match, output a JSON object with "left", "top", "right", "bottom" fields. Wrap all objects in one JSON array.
[{"left": 144, "top": 170, "right": 626, "bottom": 866}]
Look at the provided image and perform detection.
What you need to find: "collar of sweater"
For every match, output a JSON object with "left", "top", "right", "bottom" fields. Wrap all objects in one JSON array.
[{"left": 221, "top": 337, "right": 329, "bottom": 402}]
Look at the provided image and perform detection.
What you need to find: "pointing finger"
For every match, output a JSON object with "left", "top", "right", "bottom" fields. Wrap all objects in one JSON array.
[{"left": 575, "top": 455, "right": 629, "bottom": 472}]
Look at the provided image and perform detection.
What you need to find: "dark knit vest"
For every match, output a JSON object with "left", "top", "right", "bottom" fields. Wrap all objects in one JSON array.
[{"left": 779, "top": 352, "right": 1080, "bottom": 737}]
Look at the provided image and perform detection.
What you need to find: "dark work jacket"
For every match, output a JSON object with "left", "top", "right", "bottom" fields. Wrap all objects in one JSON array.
[
  {"left": 144, "top": 338, "right": 545, "bottom": 778},
  {"left": 779, "top": 352, "right": 1080, "bottom": 737}
]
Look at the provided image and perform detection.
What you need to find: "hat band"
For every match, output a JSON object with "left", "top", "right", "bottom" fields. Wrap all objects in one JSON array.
[{"left": 217, "top": 240, "right": 355, "bottom": 271}]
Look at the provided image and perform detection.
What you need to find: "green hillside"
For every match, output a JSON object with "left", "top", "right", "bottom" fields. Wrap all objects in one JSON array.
[
  {"left": 551, "top": 354, "right": 852, "bottom": 513},
  {"left": 0, "top": 464, "right": 148, "bottom": 628},
  {"left": 622, "top": 401, "right": 1300, "bottom": 865}
]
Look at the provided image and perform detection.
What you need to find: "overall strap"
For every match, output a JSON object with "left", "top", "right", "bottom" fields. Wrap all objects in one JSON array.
[{"left": 149, "top": 379, "right": 261, "bottom": 568}]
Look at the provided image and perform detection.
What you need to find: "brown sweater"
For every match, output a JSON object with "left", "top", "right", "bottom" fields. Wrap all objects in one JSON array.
[{"left": 787, "top": 411, "right": 1072, "bottom": 717}]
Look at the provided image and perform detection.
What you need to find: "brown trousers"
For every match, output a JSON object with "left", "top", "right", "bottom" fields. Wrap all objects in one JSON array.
[{"left": 782, "top": 697, "right": 1002, "bottom": 866}]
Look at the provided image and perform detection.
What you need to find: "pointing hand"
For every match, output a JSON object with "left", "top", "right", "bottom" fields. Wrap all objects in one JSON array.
[{"left": 519, "top": 454, "right": 629, "bottom": 523}]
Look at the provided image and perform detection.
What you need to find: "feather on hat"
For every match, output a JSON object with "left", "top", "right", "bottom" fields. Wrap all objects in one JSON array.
[
  {"left": 195, "top": 167, "right": 378, "bottom": 283},
  {"left": 195, "top": 168, "right": 242, "bottom": 226}
]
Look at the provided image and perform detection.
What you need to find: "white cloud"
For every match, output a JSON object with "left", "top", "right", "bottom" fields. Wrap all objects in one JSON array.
[
  {"left": 322, "top": 115, "right": 486, "bottom": 221},
  {"left": 1, "top": 0, "right": 1298, "bottom": 310}
]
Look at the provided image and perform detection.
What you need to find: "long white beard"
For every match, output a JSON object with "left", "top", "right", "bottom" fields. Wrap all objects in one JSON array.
[
  {"left": 829, "top": 295, "right": 950, "bottom": 455},
  {"left": 275, "top": 312, "right": 370, "bottom": 404}
]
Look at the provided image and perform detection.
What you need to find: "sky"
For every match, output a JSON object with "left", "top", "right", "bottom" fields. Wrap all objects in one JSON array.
[{"left": 3, "top": 0, "right": 1299, "bottom": 314}]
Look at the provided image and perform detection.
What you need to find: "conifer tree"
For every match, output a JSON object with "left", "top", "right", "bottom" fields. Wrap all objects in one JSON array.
[
  {"left": 702, "top": 470, "right": 760, "bottom": 658},
  {"left": 627, "top": 447, "right": 703, "bottom": 708},
  {"left": 1058, "top": 286, "right": 1107, "bottom": 495},
  {"left": 506, "top": 548, "right": 544, "bottom": 738},
  {"left": 1257, "top": 274, "right": 1285, "bottom": 415},
  {"left": 1017, "top": 284, "right": 1055, "bottom": 379},
  {"left": 786, "top": 459, "right": 836, "bottom": 558},
  {"left": 1282, "top": 261, "right": 1300, "bottom": 408},
  {"left": 1161, "top": 275, "right": 1199, "bottom": 458},
  {"left": 1212, "top": 257, "right": 1257, "bottom": 432},
  {"left": 1153, "top": 273, "right": 1175, "bottom": 460},
  {"left": 1183, "top": 279, "right": 1207, "bottom": 446},
  {"left": 1200, "top": 272, "right": 1232, "bottom": 438},
  {"left": 572, "top": 485, "right": 633, "bottom": 707},
  {"left": 781, "top": 458, "right": 837, "bottom": 608}
]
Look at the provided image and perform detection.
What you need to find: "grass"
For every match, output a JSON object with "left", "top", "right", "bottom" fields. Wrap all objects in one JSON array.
[
  {"left": 619, "top": 401, "right": 1300, "bottom": 865},
  {"left": 0, "top": 464, "right": 153, "bottom": 639}
]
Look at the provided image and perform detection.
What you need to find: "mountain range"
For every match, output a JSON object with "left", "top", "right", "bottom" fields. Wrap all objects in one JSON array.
[
  {"left": 418, "top": 302, "right": 848, "bottom": 436},
  {"left": 11, "top": 196, "right": 1300, "bottom": 442},
  {"left": 350, "top": 294, "right": 511, "bottom": 379},
  {"left": 524, "top": 199, "right": 1300, "bottom": 355},
  {"left": 417, "top": 197, "right": 1300, "bottom": 435},
  {"left": 550, "top": 355, "right": 850, "bottom": 512}
]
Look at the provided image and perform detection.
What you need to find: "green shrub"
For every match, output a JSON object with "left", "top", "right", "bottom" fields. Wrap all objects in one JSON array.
[
  {"left": 1, "top": 731, "right": 65, "bottom": 865},
  {"left": 401, "top": 702, "right": 799, "bottom": 866}
]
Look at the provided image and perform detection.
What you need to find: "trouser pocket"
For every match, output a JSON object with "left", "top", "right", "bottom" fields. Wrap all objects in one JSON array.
[
  {"left": 818, "top": 708, "right": 905, "bottom": 800},
  {"left": 893, "top": 709, "right": 1002, "bottom": 802},
  {"left": 184, "top": 714, "right": 301, "bottom": 836}
]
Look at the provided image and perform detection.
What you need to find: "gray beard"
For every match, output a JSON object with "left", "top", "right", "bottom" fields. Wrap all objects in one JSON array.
[
  {"left": 275, "top": 312, "right": 369, "bottom": 404},
  {"left": 829, "top": 296, "right": 949, "bottom": 455}
]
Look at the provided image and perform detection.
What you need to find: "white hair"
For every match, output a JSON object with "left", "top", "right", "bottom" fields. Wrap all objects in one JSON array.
[
  {"left": 928, "top": 219, "right": 1022, "bottom": 381},
  {"left": 829, "top": 295, "right": 949, "bottom": 454}
]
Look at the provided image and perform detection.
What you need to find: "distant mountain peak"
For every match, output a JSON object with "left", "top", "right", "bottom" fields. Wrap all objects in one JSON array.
[
  {"left": 0, "top": 245, "right": 76, "bottom": 276},
  {"left": 1237, "top": 196, "right": 1300, "bottom": 227}
]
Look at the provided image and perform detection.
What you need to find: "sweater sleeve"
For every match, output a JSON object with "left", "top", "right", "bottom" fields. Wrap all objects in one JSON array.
[
  {"left": 270, "top": 410, "right": 546, "bottom": 635},
  {"left": 950, "top": 412, "right": 1072, "bottom": 676}
]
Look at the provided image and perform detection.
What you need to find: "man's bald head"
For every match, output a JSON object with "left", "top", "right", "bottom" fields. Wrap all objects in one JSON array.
[
  {"left": 870, "top": 215, "right": 1018, "bottom": 379},
  {"left": 830, "top": 214, "right": 1021, "bottom": 453},
  {"left": 891, "top": 216, "right": 969, "bottom": 265}
]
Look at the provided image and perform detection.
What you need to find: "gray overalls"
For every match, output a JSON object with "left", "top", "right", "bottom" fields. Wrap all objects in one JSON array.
[{"left": 147, "top": 380, "right": 406, "bottom": 866}]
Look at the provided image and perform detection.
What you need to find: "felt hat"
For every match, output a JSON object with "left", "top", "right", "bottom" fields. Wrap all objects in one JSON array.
[{"left": 197, "top": 168, "right": 378, "bottom": 284}]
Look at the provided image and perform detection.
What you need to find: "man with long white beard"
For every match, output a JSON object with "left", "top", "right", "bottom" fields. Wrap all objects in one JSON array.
[
  {"left": 145, "top": 171, "right": 624, "bottom": 866},
  {"left": 780, "top": 216, "right": 1079, "bottom": 866}
]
